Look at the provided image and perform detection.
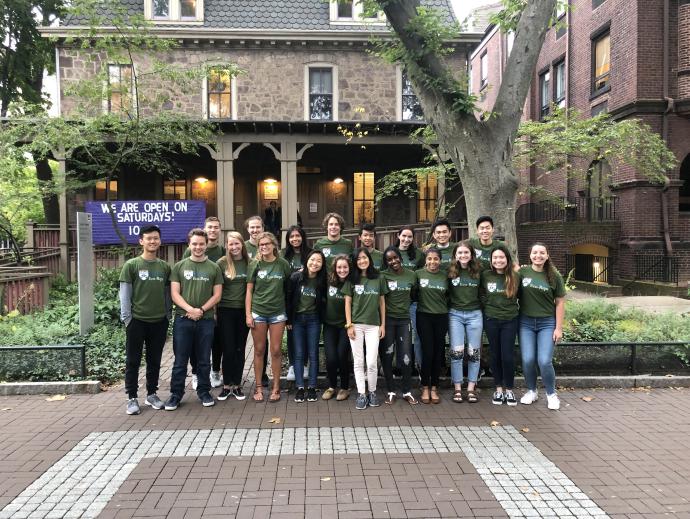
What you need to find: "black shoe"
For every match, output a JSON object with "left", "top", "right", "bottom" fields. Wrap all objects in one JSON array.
[
  {"left": 294, "top": 387, "right": 305, "bottom": 403},
  {"left": 492, "top": 391, "right": 504, "bottom": 405},
  {"left": 218, "top": 388, "right": 232, "bottom": 401},
  {"left": 200, "top": 392, "right": 215, "bottom": 407},
  {"left": 307, "top": 387, "right": 317, "bottom": 402},
  {"left": 164, "top": 395, "right": 180, "bottom": 411},
  {"left": 231, "top": 387, "right": 246, "bottom": 401}
]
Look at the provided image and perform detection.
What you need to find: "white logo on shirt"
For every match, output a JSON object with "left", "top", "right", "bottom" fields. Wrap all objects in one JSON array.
[
  {"left": 257, "top": 270, "right": 267, "bottom": 279},
  {"left": 487, "top": 282, "right": 497, "bottom": 293},
  {"left": 328, "top": 286, "right": 338, "bottom": 297},
  {"left": 522, "top": 278, "right": 532, "bottom": 287},
  {"left": 451, "top": 277, "right": 461, "bottom": 286},
  {"left": 387, "top": 280, "right": 397, "bottom": 291},
  {"left": 183, "top": 270, "right": 194, "bottom": 280},
  {"left": 420, "top": 279, "right": 429, "bottom": 288},
  {"left": 355, "top": 284, "right": 364, "bottom": 295},
  {"left": 475, "top": 248, "right": 483, "bottom": 258},
  {"left": 322, "top": 247, "right": 332, "bottom": 257},
  {"left": 138, "top": 270, "right": 149, "bottom": 281}
]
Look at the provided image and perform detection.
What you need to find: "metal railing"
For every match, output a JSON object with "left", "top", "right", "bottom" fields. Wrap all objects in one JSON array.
[
  {"left": 634, "top": 253, "right": 679, "bottom": 284},
  {"left": 565, "top": 254, "right": 610, "bottom": 283},
  {"left": 516, "top": 197, "right": 618, "bottom": 224}
]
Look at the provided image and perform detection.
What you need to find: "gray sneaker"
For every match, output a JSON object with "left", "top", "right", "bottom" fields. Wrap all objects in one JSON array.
[
  {"left": 368, "top": 391, "right": 380, "bottom": 407},
  {"left": 355, "top": 393, "right": 368, "bottom": 410},
  {"left": 145, "top": 394, "right": 164, "bottom": 410},
  {"left": 210, "top": 371, "right": 222, "bottom": 388},
  {"left": 126, "top": 398, "right": 140, "bottom": 415}
]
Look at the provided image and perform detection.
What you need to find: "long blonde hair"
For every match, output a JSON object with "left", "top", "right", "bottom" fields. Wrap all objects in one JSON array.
[
  {"left": 256, "top": 231, "right": 279, "bottom": 261},
  {"left": 223, "top": 231, "right": 249, "bottom": 279}
]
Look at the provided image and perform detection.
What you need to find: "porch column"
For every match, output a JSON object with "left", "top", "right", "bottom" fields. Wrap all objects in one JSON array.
[
  {"left": 56, "top": 153, "right": 70, "bottom": 279},
  {"left": 215, "top": 139, "right": 235, "bottom": 230},
  {"left": 280, "top": 141, "right": 299, "bottom": 236}
]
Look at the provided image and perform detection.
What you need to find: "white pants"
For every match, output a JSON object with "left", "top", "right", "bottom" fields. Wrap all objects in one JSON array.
[{"left": 349, "top": 323, "right": 379, "bottom": 394}]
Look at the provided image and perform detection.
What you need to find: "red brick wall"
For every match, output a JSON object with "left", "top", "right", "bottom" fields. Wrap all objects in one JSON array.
[{"left": 678, "top": 3, "right": 690, "bottom": 98}]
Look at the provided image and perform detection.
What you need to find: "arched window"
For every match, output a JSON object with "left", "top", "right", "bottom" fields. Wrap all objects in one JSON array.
[{"left": 680, "top": 154, "right": 690, "bottom": 212}]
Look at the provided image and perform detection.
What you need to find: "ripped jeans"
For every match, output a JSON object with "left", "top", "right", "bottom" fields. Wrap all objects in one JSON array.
[
  {"left": 448, "top": 309, "right": 483, "bottom": 385},
  {"left": 380, "top": 316, "right": 412, "bottom": 394}
]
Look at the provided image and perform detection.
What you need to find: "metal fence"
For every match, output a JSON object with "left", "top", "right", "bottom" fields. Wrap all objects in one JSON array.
[
  {"left": 634, "top": 254, "right": 679, "bottom": 284},
  {"left": 516, "top": 197, "right": 618, "bottom": 224},
  {"left": 565, "top": 254, "right": 610, "bottom": 283}
]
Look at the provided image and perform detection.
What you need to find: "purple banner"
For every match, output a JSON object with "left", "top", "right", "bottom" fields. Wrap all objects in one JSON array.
[{"left": 85, "top": 200, "right": 206, "bottom": 245}]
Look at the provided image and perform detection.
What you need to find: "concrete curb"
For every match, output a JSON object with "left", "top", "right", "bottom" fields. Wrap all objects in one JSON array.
[{"left": 0, "top": 381, "right": 101, "bottom": 396}]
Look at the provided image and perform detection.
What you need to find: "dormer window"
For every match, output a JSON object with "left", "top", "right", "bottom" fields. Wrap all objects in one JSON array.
[
  {"left": 329, "top": 0, "right": 384, "bottom": 24},
  {"left": 145, "top": 0, "right": 203, "bottom": 22}
]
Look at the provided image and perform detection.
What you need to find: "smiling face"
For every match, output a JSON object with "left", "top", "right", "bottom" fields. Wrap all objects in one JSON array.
[
  {"left": 335, "top": 258, "right": 350, "bottom": 281},
  {"left": 189, "top": 234, "right": 208, "bottom": 259},
  {"left": 139, "top": 230, "right": 161, "bottom": 254},
  {"left": 530, "top": 245, "right": 549, "bottom": 267},
  {"left": 425, "top": 251, "right": 441, "bottom": 272},
  {"left": 247, "top": 218, "right": 264, "bottom": 242},
  {"left": 491, "top": 249, "right": 508, "bottom": 272},
  {"left": 204, "top": 220, "right": 221, "bottom": 243},
  {"left": 356, "top": 251, "right": 370, "bottom": 273},
  {"left": 288, "top": 230, "right": 302, "bottom": 249},
  {"left": 258, "top": 237, "right": 275, "bottom": 259},
  {"left": 306, "top": 253, "right": 323, "bottom": 276},
  {"left": 456, "top": 245, "right": 472, "bottom": 268},
  {"left": 227, "top": 236, "right": 243, "bottom": 259},
  {"left": 433, "top": 224, "right": 450, "bottom": 246},
  {"left": 477, "top": 221, "right": 494, "bottom": 244},
  {"left": 398, "top": 229, "right": 414, "bottom": 250},
  {"left": 327, "top": 217, "right": 341, "bottom": 239},
  {"left": 385, "top": 250, "right": 401, "bottom": 272},
  {"left": 360, "top": 229, "right": 375, "bottom": 249}
]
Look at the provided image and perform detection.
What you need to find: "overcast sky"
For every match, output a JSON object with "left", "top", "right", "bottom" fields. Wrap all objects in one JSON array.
[{"left": 451, "top": 0, "right": 496, "bottom": 21}]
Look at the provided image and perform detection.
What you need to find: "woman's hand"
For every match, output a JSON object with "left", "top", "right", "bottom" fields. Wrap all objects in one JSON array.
[
  {"left": 553, "top": 327, "right": 563, "bottom": 343},
  {"left": 379, "top": 325, "right": 385, "bottom": 339},
  {"left": 286, "top": 324, "right": 292, "bottom": 331},
  {"left": 347, "top": 326, "right": 356, "bottom": 340},
  {"left": 246, "top": 315, "right": 255, "bottom": 328}
]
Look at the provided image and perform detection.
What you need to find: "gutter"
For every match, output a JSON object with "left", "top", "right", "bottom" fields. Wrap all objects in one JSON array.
[{"left": 661, "top": 0, "right": 674, "bottom": 257}]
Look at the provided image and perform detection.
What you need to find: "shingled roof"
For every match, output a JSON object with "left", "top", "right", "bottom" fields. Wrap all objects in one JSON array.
[{"left": 63, "top": 0, "right": 457, "bottom": 31}]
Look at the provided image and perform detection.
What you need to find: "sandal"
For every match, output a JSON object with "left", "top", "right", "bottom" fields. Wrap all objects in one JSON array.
[
  {"left": 452, "top": 390, "right": 463, "bottom": 403},
  {"left": 269, "top": 388, "right": 281, "bottom": 402},
  {"left": 421, "top": 386, "right": 430, "bottom": 404},
  {"left": 467, "top": 392, "right": 478, "bottom": 403},
  {"left": 430, "top": 387, "right": 440, "bottom": 404},
  {"left": 253, "top": 386, "right": 264, "bottom": 402}
]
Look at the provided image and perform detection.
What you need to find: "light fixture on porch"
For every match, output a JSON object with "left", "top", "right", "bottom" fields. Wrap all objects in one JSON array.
[
  {"left": 593, "top": 261, "right": 600, "bottom": 269},
  {"left": 333, "top": 177, "right": 344, "bottom": 184},
  {"left": 195, "top": 176, "right": 209, "bottom": 184},
  {"left": 264, "top": 177, "right": 277, "bottom": 184}
]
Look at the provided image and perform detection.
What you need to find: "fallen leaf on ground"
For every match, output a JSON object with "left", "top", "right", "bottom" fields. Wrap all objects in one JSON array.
[
  {"left": 665, "top": 374, "right": 674, "bottom": 378},
  {"left": 521, "top": 427, "right": 530, "bottom": 433},
  {"left": 490, "top": 420, "right": 501, "bottom": 427},
  {"left": 1, "top": 407, "right": 12, "bottom": 411},
  {"left": 581, "top": 396, "right": 594, "bottom": 402},
  {"left": 320, "top": 477, "right": 331, "bottom": 481},
  {"left": 45, "top": 394, "right": 66, "bottom": 402},
  {"left": 267, "top": 417, "right": 281, "bottom": 424}
]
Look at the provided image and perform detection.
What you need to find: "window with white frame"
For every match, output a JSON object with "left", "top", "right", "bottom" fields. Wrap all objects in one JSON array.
[
  {"left": 329, "top": 0, "right": 383, "bottom": 23},
  {"left": 539, "top": 70, "right": 550, "bottom": 119},
  {"left": 207, "top": 68, "right": 233, "bottom": 119},
  {"left": 554, "top": 59, "right": 566, "bottom": 108},
  {"left": 107, "top": 64, "right": 133, "bottom": 115},
  {"left": 480, "top": 52, "right": 488, "bottom": 90},
  {"left": 308, "top": 67, "right": 334, "bottom": 121},
  {"left": 401, "top": 70, "right": 423, "bottom": 121},
  {"left": 145, "top": 0, "right": 203, "bottom": 21}
]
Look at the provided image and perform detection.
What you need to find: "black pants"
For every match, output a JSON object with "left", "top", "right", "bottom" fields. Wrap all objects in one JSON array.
[
  {"left": 484, "top": 316, "right": 518, "bottom": 389},
  {"left": 212, "top": 323, "right": 223, "bottom": 372},
  {"left": 217, "top": 307, "right": 250, "bottom": 386},
  {"left": 416, "top": 312, "right": 448, "bottom": 387},
  {"left": 125, "top": 318, "right": 168, "bottom": 399},
  {"left": 381, "top": 317, "right": 413, "bottom": 393},
  {"left": 323, "top": 323, "right": 351, "bottom": 390}
]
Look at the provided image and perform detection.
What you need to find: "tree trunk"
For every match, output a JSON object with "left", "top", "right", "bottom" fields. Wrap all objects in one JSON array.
[{"left": 35, "top": 157, "right": 60, "bottom": 224}]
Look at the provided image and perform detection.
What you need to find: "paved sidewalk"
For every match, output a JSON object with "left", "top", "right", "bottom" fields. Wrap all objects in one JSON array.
[
  {"left": 1, "top": 341, "right": 689, "bottom": 518},
  {"left": 567, "top": 291, "right": 690, "bottom": 315}
]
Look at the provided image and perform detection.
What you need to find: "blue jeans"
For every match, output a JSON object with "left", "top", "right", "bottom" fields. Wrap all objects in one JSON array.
[
  {"left": 484, "top": 316, "right": 518, "bottom": 390},
  {"left": 448, "top": 309, "right": 483, "bottom": 385},
  {"left": 292, "top": 313, "right": 321, "bottom": 388},
  {"left": 519, "top": 315, "right": 557, "bottom": 394},
  {"left": 171, "top": 317, "right": 214, "bottom": 399}
]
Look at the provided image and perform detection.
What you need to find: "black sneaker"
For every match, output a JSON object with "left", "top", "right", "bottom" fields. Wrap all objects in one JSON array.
[
  {"left": 306, "top": 387, "right": 317, "bottom": 402},
  {"left": 294, "top": 387, "right": 305, "bottom": 403},
  {"left": 218, "top": 388, "right": 232, "bottom": 401},
  {"left": 164, "top": 395, "right": 180, "bottom": 411},
  {"left": 200, "top": 392, "right": 215, "bottom": 407},
  {"left": 492, "top": 391, "right": 504, "bottom": 405},
  {"left": 504, "top": 390, "right": 517, "bottom": 407},
  {"left": 231, "top": 386, "right": 246, "bottom": 401}
]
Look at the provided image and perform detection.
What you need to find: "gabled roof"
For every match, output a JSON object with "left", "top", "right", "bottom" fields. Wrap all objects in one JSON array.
[
  {"left": 63, "top": 0, "right": 457, "bottom": 32},
  {"left": 462, "top": 2, "right": 503, "bottom": 34}
]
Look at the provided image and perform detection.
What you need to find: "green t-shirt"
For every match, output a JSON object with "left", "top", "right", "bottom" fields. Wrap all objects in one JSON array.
[
  {"left": 170, "top": 258, "right": 223, "bottom": 319},
  {"left": 518, "top": 266, "right": 566, "bottom": 318},
  {"left": 480, "top": 270, "right": 519, "bottom": 320},
  {"left": 245, "top": 240, "right": 258, "bottom": 261},
  {"left": 342, "top": 276, "right": 389, "bottom": 326},
  {"left": 119, "top": 256, "right": 171, "bottom": 322},
  {"left": 313, "top": 236, "right": 354, "bottom": 269},
  {"left": 296, "top": 276, "right": 319, "bottom": 315},
  {"left": 369, "top": 249, "right": 384, "bottom": 270},
  {"left": 183, "top": 243, "right": 225, "bottom": 263},
  {"left": 398, "top": 248, "right": 424, "bottom": 270},
  {"left": 325, "top": 283, "right": 347, "bottom": 326},
  {"left": 427, "top": 243, "right": 455, "bottom": 272},
  {"left": 247, "top": 257, "right": 292, "bottom": 316},
  {"left": 468, "top": 237, "right": 505, "bottom": 270},
  {"left": 216, "top": 257, "right": 248, "bottom": 309},
  {"left": 448, "top": 269, "right": 481, "bottom": 311},
  {"left": 281, "top": 248, "right": 304, "bottom": 273},
  {"left": 381, "top": 269, "right": 415, "bottom": 319},
  {"left": 415, "top": 269, "right": 449, "bottom": 315}
]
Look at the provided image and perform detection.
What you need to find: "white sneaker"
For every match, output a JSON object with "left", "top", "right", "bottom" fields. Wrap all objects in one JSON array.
[
  {"left": 191, "top": 374, "right": 198, "bottom": 390},
  {"left": 520, "top": 390, "right": 538, "bottom": 405},
  {"left": 546, "top": 393, "right": 561, "bottom": 410},
  {"left": 210, "top": 371, "right": 222, "bottom": 388},
  {"left": 286, "top": 365, "right": 295, "bottom": 381},
  {"left": 304, "top": 366, "right": 309, "bottom": 379}
]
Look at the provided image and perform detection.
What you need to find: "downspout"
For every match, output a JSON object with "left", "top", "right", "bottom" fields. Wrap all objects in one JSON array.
[{"left": 661, "top": 0, "right": 673, "bottom": 257}]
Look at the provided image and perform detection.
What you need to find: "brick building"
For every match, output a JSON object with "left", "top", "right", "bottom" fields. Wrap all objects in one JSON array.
[
  {"left": 470, "top": 0, "right": 690, "bottom": 291},
  {"left": 43, "top": 0, "right": 480, "bottom": 238}
]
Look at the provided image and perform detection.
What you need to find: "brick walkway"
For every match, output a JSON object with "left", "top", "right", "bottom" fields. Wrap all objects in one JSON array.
[{"left": 1, "top": 341, "right": 689, "bottom": 518}]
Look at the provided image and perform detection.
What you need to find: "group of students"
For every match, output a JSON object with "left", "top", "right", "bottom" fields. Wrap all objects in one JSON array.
[{"left": 119, "top": 211, "right": 565, "bottom": 415}]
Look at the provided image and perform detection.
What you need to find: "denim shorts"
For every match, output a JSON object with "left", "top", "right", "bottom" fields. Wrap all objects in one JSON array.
[{"left": 252, "top": 312, "right": 287, "bottom": 324}]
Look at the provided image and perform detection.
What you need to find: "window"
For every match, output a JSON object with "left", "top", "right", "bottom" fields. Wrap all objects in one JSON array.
[
  {"left": 95, "top": 180, "right": 118, "bottom": 201},
  {"left": 554, "top": 60, "right": 566, "bottom": 108},
  {"left": 480, "top": 52, "right": 488, "bottom": 89},
  {"left": 180, "top": 0, "right": 196, "bottom": 19},
  {"left": 145, "top": 0, "right": 202, "bottom": 21},
  {"left": 401, "top": 71, "right": 423, "bottom": 121},
  {"left": 337, "top": 0, "right": 353, "bottom": 18},
  {"left": 152, "top": 0, "right": 169, "bottom": 19},
  {"left": 417, "top": 173, "right": 437, "bottom": 223},
  {"left": 353, "top": 172, "right": 375, "bottom": 224},
  {"left": 592, "top": 0, "right": 606, "bottom": 8},
  {"left": 164, "top": 179, "right": 187, "bottom": 200},
  {"left": 330, "top": 0, "right": 383, "bottom": 23},
  {"left": 556, "top": 2, "right": 566, "bottom": 19},
  {"left": 207, "top": 68, "right": 232, "bottom": 119},
  {"left": 308, "top": 68, "right": 333, "bottom": 121},
  {"left": 107, "top": 64, "right": 133, "bottom": 115},
  {"left": 591, "top": 101, "right": 607, "bottom": 116},
  {"left": 680, "top": 154, "right": 690, "bottom": 212},
  {"left": 592, "top": 31, "right": 610, "bottom": 95},
  {"left": 539, "top": 70, "right": 550, "bottom": 119}
]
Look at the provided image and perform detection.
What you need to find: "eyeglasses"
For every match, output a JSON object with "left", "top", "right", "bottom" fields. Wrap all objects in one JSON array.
[{"left": 258, "top": 242, "right": 272, "bottom": 248}]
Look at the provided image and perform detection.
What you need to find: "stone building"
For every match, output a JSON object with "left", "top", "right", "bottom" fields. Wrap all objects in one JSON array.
[
  {"left": 44, "top": 0, "right": 481, "bottom": 236},
  {"left": 469, "top": 0, "right": 690, "bottom": 291}
]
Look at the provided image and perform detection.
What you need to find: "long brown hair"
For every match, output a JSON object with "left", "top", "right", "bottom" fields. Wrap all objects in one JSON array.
[
  {"left": 223, "top": 231, "right": 249, "bottom": 279},
  {"left": 448, "top": 240, "right": 481, "bottom": 279},
  {"left": 490, "top": 245, "right": 518, "bottom": 298},
  {"left": 328, "top": 254, "right": 351, "bottom": 287},
  {"left": 530, "top": 242, "right": 558, "bottom": 287}
]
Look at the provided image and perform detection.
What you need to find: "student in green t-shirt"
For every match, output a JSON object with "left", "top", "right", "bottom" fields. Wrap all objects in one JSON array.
[
  {"left": 395, "top": 225, "right": 424, "bottom": 374},
  {"left": 424, "top": 218, "right": 455, "bottom": 272},
  {"left": 246, "top": 231, "right": 292, "bottom": 403},
  {"left": 468, "top": 215, "right": 505, "bottom": 270},
  {"left": 358, "top": 223, "right": 383, "bottom": 270},
  {"left": 119, "top": 225, "right": 171, "bottom": 416},
  {"left": 518, "top": 243, "right": 566, "bottom": 411},
  {"left": 480, "top": 244, "right": 520, "bottom": 408},
  {"left": 414, "top": 248, "right": 449, "bottom": 405},
  {"left": 286, "top": 250, "right": 327, "bottom": 403},
  {"left": 244, "top": 215, "right": 264, "bottom": 260},
  {"left": 380, "top": 246, "right": 418, "bottom": 406},
  {"left": 215, "top": 231, "right": 250, "bottom": 402},
  {"left": 313, "top": 212, "right": 354, "bottom": 271},
  {"left": 343, "top": 248, "right": 388, "bottom": 410},
  {"left": 447, "top": 241, "right": 483, "bottom": 404},
  {"left": 165, "top": 228, "right": 223, "bottom": 411},
  {"left": 322, "top": 254, "right": 353, "bottom": 402},
  {"left": 281, "top": 224, "right": 311, "bottom": 383}
]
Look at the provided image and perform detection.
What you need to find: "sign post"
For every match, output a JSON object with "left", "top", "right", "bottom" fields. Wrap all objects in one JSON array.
[{"left": 76, "top": 212, "right": 95, "bottom": 335}]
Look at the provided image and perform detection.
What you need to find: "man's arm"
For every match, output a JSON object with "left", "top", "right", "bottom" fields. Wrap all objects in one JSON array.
[{"left": 119, "top": 282, "right": 133, "bottom": 326}]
